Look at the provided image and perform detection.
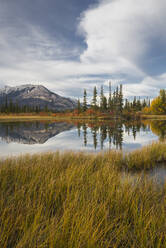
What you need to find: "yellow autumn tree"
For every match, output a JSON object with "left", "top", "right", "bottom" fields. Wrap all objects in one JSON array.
[{"left": 150, "top": 90, "right": 166, "bottom": 114}]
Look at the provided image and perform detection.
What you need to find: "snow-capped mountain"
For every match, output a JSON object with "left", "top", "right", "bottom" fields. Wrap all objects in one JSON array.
[{"left": 0, "top": 84, "right": 77, "bottom": 111}]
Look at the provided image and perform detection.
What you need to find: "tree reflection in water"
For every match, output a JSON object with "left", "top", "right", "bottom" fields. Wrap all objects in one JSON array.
[
  {"left": 79, "top": 121, "right": 155, "bottom": 150},
  {"left": 150, "top": 120, "right": 166, "bottom": 141},
  {"left": 0, "top": 120, "right": 165, "bottom": 151}
]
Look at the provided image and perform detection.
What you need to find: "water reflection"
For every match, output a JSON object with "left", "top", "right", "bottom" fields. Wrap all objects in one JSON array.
[
  {"left": 150, "top": 121, "right": 166, "bottom": 141},
  {"left": 0, "top": 121, "right": 75, "bottom": 144},
  {"left": 0, "top": 120, "right": 165, "bottom": 156},
  {"left": 78, "top": 121, "right": 152, "bottom": 150},
  {"left": 122, "top": 166, "right": 166, "bottom": 187}
]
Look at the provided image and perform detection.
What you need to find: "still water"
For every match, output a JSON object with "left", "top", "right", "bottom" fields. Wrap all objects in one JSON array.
[{"left": 0, "top": 119, "right": 165, "bottom": 157}]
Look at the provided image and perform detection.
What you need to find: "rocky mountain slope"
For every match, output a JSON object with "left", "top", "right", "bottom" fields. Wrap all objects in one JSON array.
[{"left": 0, "top": 84, "right": 77, "bottom": 111}]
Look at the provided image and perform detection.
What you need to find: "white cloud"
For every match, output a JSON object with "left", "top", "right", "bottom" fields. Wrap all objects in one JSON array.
[
  {"left": 0, "top": 0, "right": 166, "bottom": 98},
  {"left": 79, "top": 0, "right": 166, "bottom": 65}
]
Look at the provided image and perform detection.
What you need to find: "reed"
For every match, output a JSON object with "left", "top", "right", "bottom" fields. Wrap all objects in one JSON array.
[{"left": 0, "top": 143, "right": 166, "bottom": 247}]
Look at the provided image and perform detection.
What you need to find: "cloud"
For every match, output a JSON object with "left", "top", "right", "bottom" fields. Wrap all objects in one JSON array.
[
  {"left": 78, "top": 0, "right": 166, "bottom": 95},
  {"left": 79, "top": 0, "right": 166, "bottom": 73},
  {"left": 0, "top": 0, "right": 166, "bottom": 98}
]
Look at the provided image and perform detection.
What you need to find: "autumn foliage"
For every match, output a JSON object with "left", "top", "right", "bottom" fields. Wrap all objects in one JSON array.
[{"left": 142, "top": 89, "right": 166, "bottom": 115}]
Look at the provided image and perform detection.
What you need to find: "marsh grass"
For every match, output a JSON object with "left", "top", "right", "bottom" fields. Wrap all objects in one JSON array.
[{"left": 0, "top": 143, "right": 166, "bottom": 247}]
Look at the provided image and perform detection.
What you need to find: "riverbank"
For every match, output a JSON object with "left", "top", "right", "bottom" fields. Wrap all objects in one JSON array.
[
  {"left": 0, "top": 114, "right": 56, "bottom": 122},
  {"left": 141, "top": 114, "right": 166, "bottom": 119},
  {"left": 54, "top": 113, "right": 141, "bottom": 121},
  {"left": 0, "top": 113, "right": 165, "bottom": 122},
  {"left": 0, "top": 142, "right": 166, "bottom": 247}
]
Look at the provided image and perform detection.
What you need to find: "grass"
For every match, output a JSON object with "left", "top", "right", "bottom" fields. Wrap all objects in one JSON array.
[
  {"left": 1, "top": 143, "right": 166, "bottom": 247},
  {"left": 0, "top": 114, "right": 56, "bottom": 122},
  {"left": 141, "top": 114, "right": 166, "bottom": 119}
]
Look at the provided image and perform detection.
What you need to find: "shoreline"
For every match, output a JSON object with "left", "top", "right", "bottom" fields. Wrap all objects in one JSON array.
[
  {"left": 0, "top": 115, "right": 56, "bottom": 122},
  {"left": 0, "top": 113, "right": 165, "bottom": 122},
  {"left": 0, "top": 141, "right": 166, "bottom": 170}
]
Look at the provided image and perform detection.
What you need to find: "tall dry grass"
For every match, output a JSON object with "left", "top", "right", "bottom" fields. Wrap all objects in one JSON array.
[{"left": 0, "top": 143, "right": 166, "bottom": 247}]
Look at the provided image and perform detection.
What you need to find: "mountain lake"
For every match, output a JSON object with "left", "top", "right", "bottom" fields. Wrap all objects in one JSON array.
[{"left": 0, "top": 119, "right": 166, "bottom": 184}]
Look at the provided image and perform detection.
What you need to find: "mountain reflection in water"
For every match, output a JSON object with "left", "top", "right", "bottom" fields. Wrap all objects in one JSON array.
[
  {"left": 0, "top": 121, "right": 75, "bottom": 144},
  {"left": 0, "top": 120, "right": 165, "bottom": 154}
]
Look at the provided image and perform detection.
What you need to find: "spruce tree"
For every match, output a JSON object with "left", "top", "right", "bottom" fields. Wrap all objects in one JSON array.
[
  {"left": 100, "top": 85, "right": 104, "bottom": 111},
  {"left": 136, "top": 97, "right": 141, "bottom": 111},
  {"left": 83, "top": 89, "right": 87, "bottom": 112},
  {"left": 103, "top": 96, "right": 107, "bottom": 111},
  {"left": 9, "top": 99, "right": 13, "bottom": 113},
  {"left": 108, "top": 81, "right": 113, "bottom": 111},
  {"left": 92, "top": 86, "right": 98, "bottom": 110},
  {"left": 5, "top": 95, "right": 8, "bottom": 113},
  {"left": 77, "top": 99, "right": 81, "bottom": 114},
  {"left": 142, "top": 99, "right": 147, "bottom": 108},
  {"left": 115, "top": 86, "right": 119, "bottom": 115},
  {"left": 119, "top": 84, "right": 123, "bottom": 114},
  {"left": 133, "top": 96, "right": 137, "bottom": 111}
]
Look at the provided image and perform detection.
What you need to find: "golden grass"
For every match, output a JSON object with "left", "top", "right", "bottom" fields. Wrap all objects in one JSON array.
[
  {"left": 0, "top": 143, "right": 166, "bottom": 247},
  {"left": 0, "top": 115, "right": 56, "bottom": 122},
  {"left": 141, "top": 114, "right": 166, "bottom": 119}
]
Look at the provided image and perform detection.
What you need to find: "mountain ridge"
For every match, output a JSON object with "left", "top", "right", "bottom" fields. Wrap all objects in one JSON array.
[{"left": 0, "top": 84, "right": 77, "bottom": 111}]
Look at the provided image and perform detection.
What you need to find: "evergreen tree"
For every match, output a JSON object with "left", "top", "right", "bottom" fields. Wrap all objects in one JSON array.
[
  {"left": 112, "top": 90, "right": 116, "bottom": 113},
  {"left": 77, "top": 99, "right": 81, "bottom": 114},
  {"left": 108, "top": 81, "right": 113, "bottom": 111},
  {"left": 91, "top": 86, "right": 98, "bottom": 110},
  {"left": 103, "top": 96, "right": 107, "bottom": 111},
  {"left": 35, "top": 106, "right": 39, "bottom": 113},
  {"left": 142, "top": 99, "right": 147, "bottom": 108},
  {"left": 83, "top": 89, "right": 87, "bottom": 112},
  {"left": 124, "top": 99, "right": 129, "bottom": 110},
  {"left": 133, "top": 96, "right": 137, "bottom": 111},
  {"left": 100, "top": 85, "right": 104, "bottom": 111},
  {"left": 136, "top": 97, "right": 141, "bottom": 111},
  {"left": 114, "top": 86, "right": 119, "bottom": 115},
  {"left": 44, "top": 104, "right": 48, "bottom": 112},
  {"left": 119, "top": 84, "right": 123, "bottom": 113},
  {"left": 23, "top": 105, "right": 27, "bottom": 113},
  {"left": 5, "top": 95, "right": 8, "bottom": 113}
]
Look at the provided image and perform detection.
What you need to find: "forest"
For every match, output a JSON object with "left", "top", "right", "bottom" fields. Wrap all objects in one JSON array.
[{"left": 0, "top": 83, "right": 165, "bottom": 117}]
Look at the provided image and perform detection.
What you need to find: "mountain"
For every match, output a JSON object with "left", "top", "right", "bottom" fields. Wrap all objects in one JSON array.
[{"left": 0, "top": 84, "right": 77, "bottom": 111}]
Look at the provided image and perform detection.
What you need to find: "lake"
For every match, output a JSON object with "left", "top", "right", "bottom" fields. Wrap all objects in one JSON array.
[{"left": 0, "top": 119, "right": 165, "bottom": 157}]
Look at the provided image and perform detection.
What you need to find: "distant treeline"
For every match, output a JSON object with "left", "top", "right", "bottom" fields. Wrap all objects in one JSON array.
[
  {"left": 77, "top": 83, "right": 150, "bottom": 114},
  {"left": 0, "top": 84, "right": 151, "bottom": 114},
  {"left": 0, "top": 96, "right": 49, "bottom": 113}
]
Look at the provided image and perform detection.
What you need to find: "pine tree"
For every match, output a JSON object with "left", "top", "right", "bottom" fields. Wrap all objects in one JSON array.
[
  {"left": 92, "top": 86, "right": 98, "bottom": 110},
  {"left": 9, "top": 99, "right": 13, "bottom": 113},
  {"left": 44, "top": 104, "right": 48, "bottom": 112},
  {"left": 100, "top": 85, "right": 104, "bottom": 111},
  {"left": 77, "top": 99, "right": 81, "bottom": 114},
  {"left": 5, "top": 95, "right": 8, "bottom": 113},
  {"left": 103, "top": 96, "right": 107, "bottom": 111},
  {"left": 133, "top": 96, "right": 137, "bottom": 111},
  {"left": 108, "top": 81, "right": 113, "bottom": 111},
  {"left": 112, "top": 90, "right": 116, "bottom": 113},
  {"left": 142, "top": 99, "right": 147, "bottom": 108},
  {"left": 35, "top": 106, "right": 39, "bottom": 113},
  {"left": 136, "top": 97, "right": 141, "bottom": 111},
  {"left": 83, "top": 89, "right": 87, "bottom": 112},
  {"left": 124, "top": 99, "right": 129, "bottom": 110},
  {"left": 119, "top": 84, "right": 123, "bottom": 114},
  {"left": 114, "top": 86, "right": 119, "bottom": 115}
]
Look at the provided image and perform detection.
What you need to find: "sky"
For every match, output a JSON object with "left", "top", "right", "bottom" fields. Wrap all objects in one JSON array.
[{"left": 0, "top": 0, "right": 166, "bottom": 99}]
